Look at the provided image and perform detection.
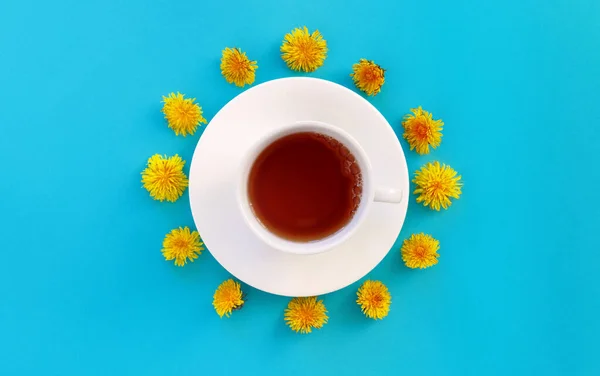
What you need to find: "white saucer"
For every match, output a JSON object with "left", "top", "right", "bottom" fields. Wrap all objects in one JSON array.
[{"left": 188, "top": 77, "right": 409, "bottom": 297}]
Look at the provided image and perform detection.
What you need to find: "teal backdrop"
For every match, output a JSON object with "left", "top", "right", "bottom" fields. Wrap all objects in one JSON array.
[{"left": 1, "top": 0, "right": 599, "bottom": 375}]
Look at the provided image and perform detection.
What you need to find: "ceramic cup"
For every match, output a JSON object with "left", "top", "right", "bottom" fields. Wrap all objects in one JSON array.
[{"left": 238, "top": 121, "right": 403, "bottom": 255}]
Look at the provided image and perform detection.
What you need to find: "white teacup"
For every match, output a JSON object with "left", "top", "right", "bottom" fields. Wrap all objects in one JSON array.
[{"left": 238, "top": 121, "right": 403, "bottom": 255}]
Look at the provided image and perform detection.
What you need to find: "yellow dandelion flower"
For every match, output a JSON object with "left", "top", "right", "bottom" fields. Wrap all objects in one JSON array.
[
  {"left": 401, "top": 233, "right": 440, "bottom": 269},
  {"left": 402, "top": 106, "right": 444, "bottom": 155},
  {"left": 280, "top": 26, "right": 327, "bottom": 72},
  {"left": 350, "top": 59, "right": 385, "bottom": 96},
  {"left": 356, "top": 280, "right": 391, "bottom": 320},
  {"left": 161, "top": 92, "right": 207, "bottom": 136},
  {"left": 213, "top": 279, "right": 245, "bottom": 318},
  {"left": 413, "top": 161, "right": 463, "bottom": 211},
  {"left": 284, "top": 297, "right": 328, "bottom": 334},
  {"left": 141, "top": 154, "right": 189, "bottom": 202},
  {"left": 220, "top": 47, "right": 258, "bottom": 87},
  {"left": 161, "top": 226, "right": 203, "bottom": 267}
]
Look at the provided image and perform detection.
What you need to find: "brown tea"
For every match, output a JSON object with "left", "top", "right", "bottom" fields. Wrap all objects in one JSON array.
[{"left": 247, "top": 132, "right": 362, "bottom": 242}]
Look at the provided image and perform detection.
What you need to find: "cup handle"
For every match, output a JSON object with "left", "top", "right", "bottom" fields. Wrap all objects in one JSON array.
[{"left": 374, "top": 187, "right": 403, "bottom": 203}]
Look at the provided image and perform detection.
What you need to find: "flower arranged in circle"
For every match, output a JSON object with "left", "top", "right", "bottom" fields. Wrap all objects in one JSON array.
[
  {"left": 350, "top": 59, "right": 385, "bottom": 96},
  {"left": 161, "top": 92, "right": 207, "bottom": 136},
  {"left": 220, "top": 47, "right": 258, "bottom": 87},
  {"left": 413, "top": 161, "right": 462, "bottom": 210},
  {"left": 401, "top": 233, "right": 440, "bottom": 269},
  {"left": 141, "top": 154, "right": 189, "bottom": 202},
  {"left": 284, "top": 296, "right": 328, "bottom": 333},
  {"left": 213, "top": 279, "right": 245, "bottom": 318},
  {"left": 402, "top": 106, "right": 443, "bottom": 155},
  {"left": 161, "top": 226, "right": 203, "bottom": 267},
  {"left": 356, "top": 280, "right": 391, "bottom": 320},
  {"left": 280, "top": 26, "right": 327, "bottom": 72}
]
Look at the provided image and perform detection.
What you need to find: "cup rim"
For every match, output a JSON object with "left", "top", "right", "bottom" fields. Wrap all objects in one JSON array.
[{"left": 237, "top": 120, "right": 374, "bottom": 255}]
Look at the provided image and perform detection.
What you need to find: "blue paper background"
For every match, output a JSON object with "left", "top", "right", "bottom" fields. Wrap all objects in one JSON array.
[{"left": 1, "top": 0, "right": 599, "bottom": 375}]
